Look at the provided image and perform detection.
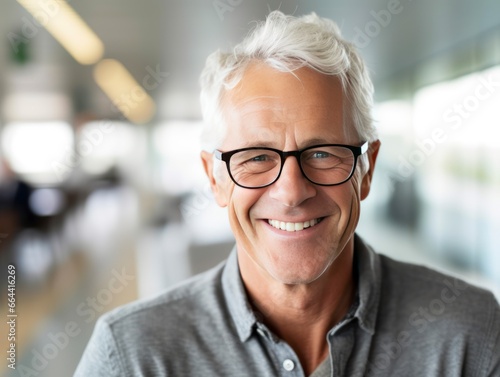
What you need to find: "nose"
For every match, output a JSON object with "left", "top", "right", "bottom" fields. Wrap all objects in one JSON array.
[{"left": 268, "top": 155, "right": 316, "bottom": 207}]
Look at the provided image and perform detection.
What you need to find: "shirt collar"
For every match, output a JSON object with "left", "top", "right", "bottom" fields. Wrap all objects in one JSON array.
[
  {"left": 221, "top": 247, "right": 258, "bottom": 342},
  {"left": 221, "top": 233, "right": 382, "bottom": 341},
  {"left": 352, "top": 233, "right": 381, "bottom": 335}
]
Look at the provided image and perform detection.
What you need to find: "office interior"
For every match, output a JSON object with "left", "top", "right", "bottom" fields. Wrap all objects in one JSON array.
[{"left": 0, "top": 1, "right": 499, "bottom": 375}]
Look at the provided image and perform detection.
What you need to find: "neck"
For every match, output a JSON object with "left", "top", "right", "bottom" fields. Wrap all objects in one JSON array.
[{"left": 238, "top": 238, "right": 356, "bottom": 375}]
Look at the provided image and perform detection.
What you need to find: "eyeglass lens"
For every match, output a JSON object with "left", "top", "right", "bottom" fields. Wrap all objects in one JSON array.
[{"left": 228, "top": 146, "right": 355, "bottom": 188}]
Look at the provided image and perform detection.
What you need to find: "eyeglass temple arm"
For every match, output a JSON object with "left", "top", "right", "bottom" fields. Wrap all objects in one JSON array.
[
  {"left": 213, "top": 150, "right": 223, "bottom": 160},
  {"left": 360, "top": 142, "right": 369, "bottom": 155}
]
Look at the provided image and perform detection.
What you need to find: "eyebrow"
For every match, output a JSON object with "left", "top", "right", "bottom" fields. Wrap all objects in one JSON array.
[
  {"left": 300, "top": 138, "right": 335, "bottom": 147},
  {"left": 237, "top": 137, "right": 344, "bottom": 150},
  {"left": 238, "top": 141, "right": 278, "bottom": 149}
]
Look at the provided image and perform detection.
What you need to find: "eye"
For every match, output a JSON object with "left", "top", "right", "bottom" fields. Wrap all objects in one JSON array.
[
  {"left": 250, "top": 154, "right": 270, "bottom": 162},
  {"left": 304, "top": 150, "right": 338, "bottom": 161},
  {"left": 311, "top": 151, "right": 332, "bottom": 159},
  {"left": 232, "top": 150, "right": 279, "bottom": 167}
]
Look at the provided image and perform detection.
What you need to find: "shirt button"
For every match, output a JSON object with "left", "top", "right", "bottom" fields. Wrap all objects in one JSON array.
[{"left": 283, "top": 359, "right": 295, "bottom": 371}]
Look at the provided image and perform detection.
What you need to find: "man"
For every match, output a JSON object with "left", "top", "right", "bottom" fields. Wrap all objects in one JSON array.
[{"left": 75, "top": 11, "right": 500, "bottom": 377}]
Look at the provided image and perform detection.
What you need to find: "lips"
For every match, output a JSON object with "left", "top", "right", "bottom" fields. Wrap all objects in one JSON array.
[{"left": 267, "top": 218, "right": 323, "bottom": 232}]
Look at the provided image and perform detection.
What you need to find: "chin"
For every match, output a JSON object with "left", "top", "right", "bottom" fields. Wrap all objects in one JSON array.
[
  {"left": 265, "top": 260, "right": 333, "bottom": 285},
  {"left": 269, "top": 271, "right": 326, "bottom": 286}
]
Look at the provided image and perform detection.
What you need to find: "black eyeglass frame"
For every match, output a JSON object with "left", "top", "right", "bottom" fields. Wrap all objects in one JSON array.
[{"left": 213, "top": 141, "right": 369, "bottom": 189}]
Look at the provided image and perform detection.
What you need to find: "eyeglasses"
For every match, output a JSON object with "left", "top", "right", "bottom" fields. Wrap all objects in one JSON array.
[{"left": 214, "top": 142, "right": 368, "bottom": 189}]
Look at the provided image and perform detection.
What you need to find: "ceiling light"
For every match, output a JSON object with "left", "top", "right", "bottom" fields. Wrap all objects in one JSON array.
[
  {"left": 93, "top": 59, "right": 156, "bottom": 124},
  {"left": 16, "top": 0, "right": 104, "bottom": 65}
]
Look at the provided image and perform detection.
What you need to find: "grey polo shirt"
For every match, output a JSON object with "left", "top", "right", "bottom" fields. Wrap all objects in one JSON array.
[{"left": 74, "top": 235, "right": 500, "bottom": 377}]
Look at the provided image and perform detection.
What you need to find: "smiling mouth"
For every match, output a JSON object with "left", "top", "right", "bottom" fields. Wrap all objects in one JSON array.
[{"left": 267, "top": 218, "right": 324, "bottom": 232}]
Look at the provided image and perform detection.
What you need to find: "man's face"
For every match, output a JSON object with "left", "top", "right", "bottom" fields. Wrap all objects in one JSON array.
[{"left": 202, "top": 63, "right": 379, "bottom": 285}]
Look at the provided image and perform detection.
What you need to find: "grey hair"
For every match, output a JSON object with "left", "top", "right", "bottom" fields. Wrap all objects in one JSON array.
[{"left": 199, "top": 11, "right": 378, "bottom": 168}]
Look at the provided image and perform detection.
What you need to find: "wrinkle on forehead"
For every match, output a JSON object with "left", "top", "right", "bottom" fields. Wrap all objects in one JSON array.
[
  {"left": 219, "top": 64, "right": 357, "bottom": 148},
  {"left": 222, "top": 63, "right": 342, "bottom": 109},
  {"left": 225, "top": 96, "right": 341, "bottom": 122}
]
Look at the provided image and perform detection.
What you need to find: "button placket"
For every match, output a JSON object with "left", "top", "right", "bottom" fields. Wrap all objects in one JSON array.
[{"left": 254, "top": 324, "right": 304, "bottom": 375}]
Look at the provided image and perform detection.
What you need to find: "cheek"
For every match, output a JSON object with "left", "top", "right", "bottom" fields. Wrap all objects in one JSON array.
[
  {"left": 345, "top": 180, "right": 363, "bottom": 230},
  {"left": 351, "top": 168, "right": 364, "bottom": 192},
  {"left": 323, "top": 180, "right": 362, "bottom": 231},
  {"left": 327, "top": 182, "right": 362, "bottom": 249},
  {"left": 344, "top": 172, "right": 362, "bottom": 206},
  {"left": 226, "top": 188, "right": 263, "bottom": 228},
  {"left": 325, "top": 183, "right": 357, "bottom": 212}
]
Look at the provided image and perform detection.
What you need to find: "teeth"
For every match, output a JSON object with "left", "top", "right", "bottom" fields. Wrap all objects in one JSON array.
[{"left": 267, "top": 218, "right": 322, "bottom": 232}]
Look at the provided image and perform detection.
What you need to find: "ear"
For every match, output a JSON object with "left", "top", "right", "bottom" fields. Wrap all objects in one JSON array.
[
  {"left": 200, "top": 151, "right": 228, "bottom": 207},
  {"left": 360, "top": 140, "right": 381, "bottom": 201}
]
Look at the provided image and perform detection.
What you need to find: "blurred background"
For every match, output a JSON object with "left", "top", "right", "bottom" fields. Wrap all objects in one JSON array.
[{"left": 0, "top": 0, "right": 499, "bottom": 375}]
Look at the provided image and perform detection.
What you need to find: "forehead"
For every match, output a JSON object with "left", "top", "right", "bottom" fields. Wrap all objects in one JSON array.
[{"left": 220, "top": 63, "right": 349, "bottom": 148}]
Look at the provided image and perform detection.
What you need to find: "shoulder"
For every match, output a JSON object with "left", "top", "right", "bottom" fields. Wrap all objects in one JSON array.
[
  {"left": 99, "top": 260, "right": 228, "bottom": 337},
  {"left": 367, "top": 254, "right": 500, "bottom": 375},
  {"left": 356, "top": 235, "right": 499, "bottom": 327},
  {"left": 378, "top": 253, "right": 498, "bottom": 311},
  {"left": 76, "top": 259, "right": 245, "bottom": 376},
  {"left": 378, "top": 254, "right": 499, "bottom": 352}
]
